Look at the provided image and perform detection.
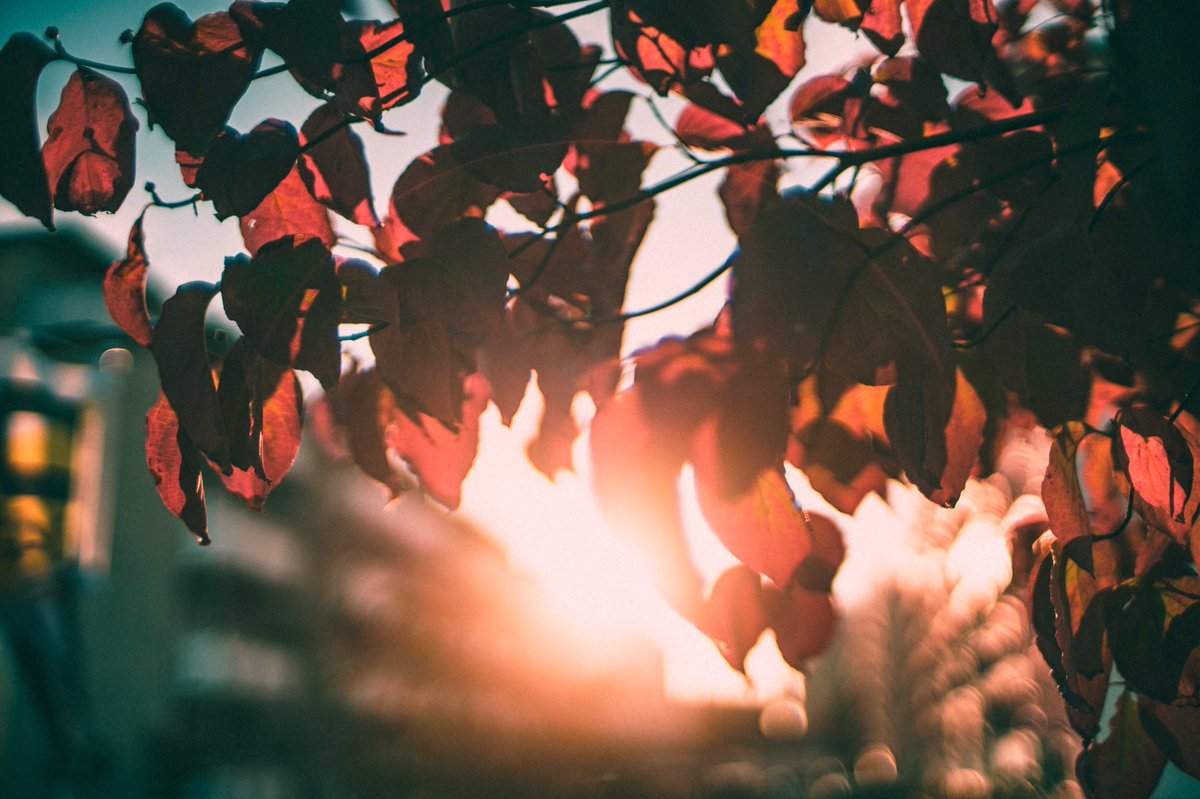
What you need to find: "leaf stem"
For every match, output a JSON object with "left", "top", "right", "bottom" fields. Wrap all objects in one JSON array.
[{"left": 50, "top": 36, "right": 137, "bottom": 74}]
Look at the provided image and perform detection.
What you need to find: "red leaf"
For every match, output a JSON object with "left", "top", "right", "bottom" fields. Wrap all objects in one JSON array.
[
  {"left": 719, "top": 159, "right": 780, "bottom": 239},
  {"left": 132, "top": 4, "right": 261, "bottom": 153},
  {"left": 325, "top": 365, "right": 413, "bottom": 499},
  {"left": 862, "top": 0, "right": 904, "bottom": 55},
  {"left": 765, "top": 582, "right": 837, "bottom": 670},
  {"left": 370, "top": 219, "right": 509, "bottom": 426},
  {"left": 103, "top": 212, "right": 154, "bottom": 348},
  {"left": 908, "top": 0, "right": 1004, "bottom": 84},
  {"left": 1113, "top": 407, "right": 1195, "bottom": 528},
  {"left": 239, "top": 165, "right": 335, "bottom": 256},
  {"left": 449, "top": 112, "right": 571, "bottom": 194},
  {"left": 701, "top": 565, "right": 768, "bottom": 673},
  {"left": 42, "top": 67, "right": 138, "bottom": 215},
  {"left": 196, "top": 119, "right": 300, "bottom": 220},
  {"left": 675, "top": 104, "right": 764, "bottom": 151},
  {"left": 1042, "top": 422, "right": 1095, "bottom": 557},
  {"left": 146, "top": 393, "right": 209, "bottom": 542},
  {"left": 1077, "top": 692, "right": 1167, "bottom": 799},
  {"left": 353, "top": 18, "right": 422, "bottom": 114},
  {"left": 215, "top": 343, "right": 303, "bottom": 510},
  {"left": 150, "top": 281, "right": 226, "bottom": 467},
  {"left": 610, "top": 4, "right": 715, "bottom": 95},
  {"left": 0, "top": 33, "right": 56, "bottom": 229},
  {"left": 693, "top": 431, "right": 813, "bottom": 587},
  {"left": 449, "top": 1, "right": 535, "bottom": 126},
  {"left": 386, "top": 146, "right": 499, "bottom": 256},
  {"left": 884, "top": 367, "right": 985, "bottom": 507},
  {"left": 716, "top": 0, "right": 807, "bottom": 120},
  {"left": 298, "top": 104, "right": 379, "bottom": 227},
  {"left": 221, "top": 236, "right": 341, "bottom": 389},
  {"left": 573, "top": 140, "right": 658, "bottom": 208},
  {"left": 792, "top": 512, "right": 846, "bottom": 593},
  {"left": 385, "top": 372, "right": 490, "bottom": 510}
]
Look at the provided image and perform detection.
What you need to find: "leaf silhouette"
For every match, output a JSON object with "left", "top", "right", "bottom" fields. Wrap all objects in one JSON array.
[
  {"left": 1076, "top": 691, "right": 1167, "bottom": 799},
  {"left": 337, "top": 258, "right": 399, "bottom": 327},
  {"left": 151, "top": 281, "right": 226, "bottom": 469},
  {"left": 215, "top": 340, "right": 303, "bottom": 509},
  {"left": 42, "top": 67, "right": 138, "bottom": 215},
  {"left": 103, "top": 212, "right": 154, "bottom": 348},
  {"left": 388, "top": 0, "right": 453, "bottom": 72},
  {"left": 298, "top": 104, "right": 379, "bottom": 227},
  {"left": 323, "top": 364, "right": 412, "bottom": 499},
  {"left": 132, "top": 4, "right": 261, "bottom": 153},
  {"left": 716, "top": 0, "right": 807, "bottom": 121},
  {"left": 238, "top": 165, "right": 335, "bottom": 256},
  {"left": 146, "top": 393, "right": 209, "bottom": 542},
  {"left": 195, "top": 119, "right": 300, "bottom": 220},
  {"left": 765, "top": 582, "right": 837, "bottom": 670},
  {"left": 0, "top": 33, "right": 56, "bottom": 229},
  {"left": 222, "top": 236, "right": 341, "bottom": 389},
  {"left": 385, "top": 146, "right": 499, "bottom": 257}
]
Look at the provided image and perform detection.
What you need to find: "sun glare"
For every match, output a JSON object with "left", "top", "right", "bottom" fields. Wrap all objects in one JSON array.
[{"left": 460, "top": 389, "right": 807, "bottom": 705}]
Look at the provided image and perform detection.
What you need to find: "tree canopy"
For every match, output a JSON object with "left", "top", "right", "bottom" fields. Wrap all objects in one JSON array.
[{"left": 2, "top": 0, "right": 1200, "bottom": 793}]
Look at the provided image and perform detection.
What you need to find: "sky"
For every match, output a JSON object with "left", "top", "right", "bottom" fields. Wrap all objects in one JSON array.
[{"left": 0, "top": 0, "right": 879, "bottom": 703}]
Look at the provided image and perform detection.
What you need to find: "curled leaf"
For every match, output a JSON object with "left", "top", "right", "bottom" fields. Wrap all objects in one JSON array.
[
  {"left": 103, "top": 212, "right": 154, "bottom": 348},
  {"left": 146, "top": 393, "right": 209, "bottom": 542}
]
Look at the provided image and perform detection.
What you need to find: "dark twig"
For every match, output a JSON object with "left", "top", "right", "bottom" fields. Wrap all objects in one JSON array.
[
  {"left": 339, "top": 324, "right": 388, "bottom": 342},
  {"left": 1169, "top": 371, "right": 1200, "bottom": 423},
  {"left": 48, "top": 32, "right": 137, "bottom": 74}
]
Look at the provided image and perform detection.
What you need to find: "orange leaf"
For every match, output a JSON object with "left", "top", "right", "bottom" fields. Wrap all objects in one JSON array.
[{"left": 103, "top": 212, "right": 154, "bottom": 348}]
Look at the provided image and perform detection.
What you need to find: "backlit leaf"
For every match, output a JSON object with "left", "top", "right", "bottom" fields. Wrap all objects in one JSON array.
[
  {"left": 146, "top": 393, "right": 209, "bottom": 542},
  {"left": 103, "top": 212, "right": 154, "bottom": 348},
  {"left": 386, "top": 146, "right": 499, "bottom": 256},
  {"left": 42, "top": 67, "right": 138, "bottom": 214},
  {"left": 298, "top": 104, "right": 379, "bottom": 227},
  {"left": 700, "top": 565, "right": 768, "bottom": 674},
  {"left": 132, "top": 4, "right": 261, "bottom": 153},
  {"left": 150, "top": 281, "right": 226, "bottom": 467},
  {"left": 385, "top": 372, "right": 490, "bottom": 510},
  {"left": 1042, "top": 422, "right": 1095, "bottom": 562},
  {"left": 195, "top": 119, "right": 300, "bottom": 220},
  {"left": 765, "top": 582, "right": 837, "bottom": 670},
  {"left": 221, "top": 236, "right": 341, "bottom": 389},
  {"left": 862, "top": 0, "right": 904, "bottom": 55},
  {"left": 693, "top": 426, "right": 812, "bottom": 587},
  {"left": 0, "top": 33, "right": 56, "bottom": 229},
  {"left": 324, "top": 364, "right": 413, "bottom": 499},
  {"left": 1113, "top": 407, "right": 1198, "bottom": 536},
  {"left": 717, "top": 0, "right": 806, "bottom": 120},
  {"left": 238, "top": 165, "right": 335, "bottom": 256}
]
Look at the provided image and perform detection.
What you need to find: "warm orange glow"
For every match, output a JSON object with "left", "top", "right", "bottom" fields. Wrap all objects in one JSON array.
[{"left": 460, "top": 391, "right": 807, "bottom": 705}]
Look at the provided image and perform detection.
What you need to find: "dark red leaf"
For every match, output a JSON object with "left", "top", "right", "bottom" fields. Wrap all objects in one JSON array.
[
  {"left": 353, "top": 18, "right": 422, "bottom": 114},
  {"left": 1042, "top": 422, "right": 1096, "bottom": 559},
  {"left": 0, "top": 33, "right": 56, "bottom": 229},
  {"left": 386, "top": 146, "right": 499, "bottom": 256},
  {"left": 215, "top": 341, "right": 303, "bottom": 510},
  {"left": 884, "top": 367, "right": 985, "bottom": 507},
  {"left": 389, "top": 0, "right": 453, "bottom": 72},
  {"left": 221, "top": 236, "right": 341, "bottom": 389},
  {"left": 298, "top": 104, "right": 379, "bottom": 227},
  {"left": 1139, "top": 695, "right": 1200, "bottom": 780},
  {"left": 150, "top": 281, "right": 226, "bottom": 467},
  {"left": 908, "top": 0, "right": 1006, "bottom": 84},
  {"left": 325, "top": 365, "right": 413, "bottom": 499},
  {"left": 862, "top": 0, "right": 904, "bottom": 55},
  {"left": 337, "top": 258, "right": 400, "bottom": 327},
  {"left": 132, "top": 4, "right": 261, "bottom": 153},
  {"left": 764, "top": 582, "right": 837, "bottom": 670},
  {"left": 370, "top": 219, "right": 509, "bottom": 426},
  {"left": 1076, "top": 692, "right": 1167, "bottom": 799},
  {"left": 675, "top": 104, "right": 765, "bottom": 151},
  {"left": 385, "top": 372, "right": 490, "bottom": 510},
  {"left": 792, "top": 512, "right": 846, "bottom": 594},
  {"left": 195, "top": 119, "right": 299, "bottom": 220},
  {"left": 610, "top": 3, "right": 715, "bottom": 95},
  {"left": 449, "top": 1, "right": 534, "bottom": 126},
  {"left": 449, "top": 112, "right": 571, "bottom": 194},
  {"left": 42, "top": 67, "right": 138, "bottom": 214},
  {"left": 701, "top": 565, "right": 768, "bottom": 673},
  {"left": 573, "top": 140, "right": 658, "bottom": 208},
  {"left": 239, "top": 165, "right": 336, "bottom": 257},
  {"left": 716, "top": 0, "right": 806, "bottom": 120},
  {"left": 104, "top": 212, "right": 154, "bottom": 348},
  {"left": 719, "top": 159, "right": 780, "bottom": 240},
  {"left": 146, "top": 393, "right": 209, "bottom": 542}
]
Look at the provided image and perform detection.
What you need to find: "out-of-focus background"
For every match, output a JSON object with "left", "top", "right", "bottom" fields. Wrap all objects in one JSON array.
[{"left": 2, "top": 2, "right": 1199, "bottom": 797}]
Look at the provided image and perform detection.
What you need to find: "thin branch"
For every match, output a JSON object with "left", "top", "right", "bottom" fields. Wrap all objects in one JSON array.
[
  {"left": 339, "top": 324, "right": 388, "bottom": 342},
  {"left": 144, "top": 182, "right": 202, "bottom": 209},
  {"left": 1169, "top": 371, "right": 1200, "bottom": 423},
  {"left": 643, "top": 95, "right": 707, "bottom": 165},
  {"left": 584, "top": 254, "right": 734, "bottom": 326},
  {"left": 954, "top": 305, "right": 1016, "bottom": 350},
  {"left": 48, "top": 33, "right": 137, "bottom": 74}
]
